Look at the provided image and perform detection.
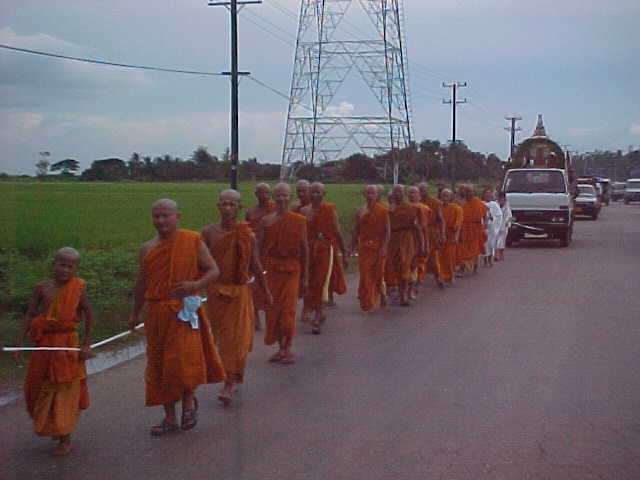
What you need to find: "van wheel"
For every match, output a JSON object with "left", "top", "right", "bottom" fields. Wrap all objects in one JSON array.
[{"left": 559, "top": 230, "right": 571, "bottom": 247}]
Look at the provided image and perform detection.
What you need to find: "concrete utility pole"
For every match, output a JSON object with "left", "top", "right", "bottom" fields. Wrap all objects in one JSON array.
[
  {"left": 443, "top": 82, "right": 467, "bottom": 190},
  {"left": 504, "top": 116, "right": 522, "bottom": 163},
  {"left": 208, "top": 0, "right": 260, "bottom": 190}
]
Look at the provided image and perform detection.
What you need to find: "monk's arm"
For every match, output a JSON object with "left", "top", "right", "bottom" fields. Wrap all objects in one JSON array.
[
  {"left": 332, "top": 208, "right": 349, "bottom": 266},
  {"left": 78, "top": 286, "right": 94, "bottom": 360},
  {"left": 437, "top": 208, "right": 446, "bottom": 241},
  {"left": 194, "top": 241, "right": 220, "bottom": 291},
  {"left": 250, "top": 236, "right": 272, "bottom": 307},
  {"left": 129, "top": 246, "right": 147, "bottom": 330},
  {"left": 15, "top": 284, "right": 41, "bottom": 347},
  {"left": 381, "top": 215, "right": 390, "bottom": 257},
  {"left": 299, "top": 224, "right": 309, "bottom": 297},
  {"left": 351, "top": 211, "right": 360, "bottom": 252}
]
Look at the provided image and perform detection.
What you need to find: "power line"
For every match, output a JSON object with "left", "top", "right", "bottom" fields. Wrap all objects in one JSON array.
[
  {"left": 0, "top": 44, "right": 229, "bottom": 77},
  {"left": 443, "top": 81, "right": 467, "bottom": 189}
]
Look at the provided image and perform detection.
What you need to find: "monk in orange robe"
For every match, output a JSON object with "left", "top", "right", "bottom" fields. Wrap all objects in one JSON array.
[
  {"left": 203, "top": 189, "right": 272, "bottom": 406},
  {"left": 257, "top": 183, "right": 308, "bottom": 364},
  {"left": 386, "top": 185, "right": 425, "bottom": 306},
  {"left": 419, "top": 182, "right": 446, "bottom": 288},
  {"left": 129, "top": 199, "right": 226, "bottom": 436},
  {"left": 457, "top": 186, "right": 488, "bottom": 273},
  {"left": 290, "top": 179, "right": 311, "bottom": 213},
  {"left": 300, "top": 182, "right": 349, "bottom": 332},
  {"left": 408, "top": 186, "right": 431, "bottom": 298},
  {"left": 352, "top": 185, "right": 390, "bottom": 312},
  {"left": 15, "top": 247, "right": 93, "bottom": 457},
  {"left": 246, "top": 183, "right": 276, "bottom": 331},
  {"left": 439, "top": 189, "right": 464, "bottom": 285}
]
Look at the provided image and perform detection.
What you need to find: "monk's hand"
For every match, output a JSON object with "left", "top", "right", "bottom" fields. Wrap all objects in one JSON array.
[
  {"left": 128, "top": 314, "right": 140, "bottom": 332},
  {"left": 265, "top": 291, "right": 274, "bottom": 309},
  {"left": 79, "top": 345, "right": 91, "bottom": 361},
  {"left": 170, "top": 281, "right": 196, "bottom": 298},
  {"left": 342, "top": 250, "right": 349, "bottom": 269}
]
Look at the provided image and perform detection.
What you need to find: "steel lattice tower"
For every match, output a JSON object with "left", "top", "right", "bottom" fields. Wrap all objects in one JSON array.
[{"left": 281, "top": 0, "right": 412, "bottom": 182}]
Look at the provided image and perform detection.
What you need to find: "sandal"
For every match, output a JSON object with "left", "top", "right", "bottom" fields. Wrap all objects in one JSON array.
[
  {"left": 280, "top": 352, "right": 295, "bottom": 364},
  {"left": 150, "top": 419, "right": 179, "bottom": 436},
  {"left": 218, "top": 392, "right": 232, "bottom": 407},
  {"left": 269, "top": 352, "right": 284, "bottom": 362},
  {"left": 181, "top": 396, "right": 199, "bottom": 431}
]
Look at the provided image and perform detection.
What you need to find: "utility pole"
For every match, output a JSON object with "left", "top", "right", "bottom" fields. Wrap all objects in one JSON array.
[
  {"left": 443, "top": 82, "right": 467, "bottom": 190},
  {"left": 208, "top": 0, "right": 260, "bottom": 190},
  {"left": 504, "top": 116, "right": 522, "bottom": 163}
]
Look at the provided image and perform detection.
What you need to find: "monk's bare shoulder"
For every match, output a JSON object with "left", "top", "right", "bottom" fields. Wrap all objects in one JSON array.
[
  {"left": 139, "top": 237, "right": 160, "bottom": 258},
  {"left": 261, "top": 210, "right": 281, "bottom": 227},
  {"left": 201, "top": 222, "right": 222, "bottom": 246}
]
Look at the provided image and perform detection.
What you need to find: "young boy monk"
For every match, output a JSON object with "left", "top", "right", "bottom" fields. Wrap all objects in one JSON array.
[
  {"left": 202, "top": 189, "right": 272, "bottom": 406},
  {"left": 129, "top": 199, "right": 226, "bottom": 436},
  {"left": 15, "top": 247, "right": 93, "bottom": 457}
]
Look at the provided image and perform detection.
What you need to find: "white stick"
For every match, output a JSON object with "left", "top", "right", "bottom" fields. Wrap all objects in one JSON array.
[{"left": 2, "top": 296, "right": 209, "bottom": 353}]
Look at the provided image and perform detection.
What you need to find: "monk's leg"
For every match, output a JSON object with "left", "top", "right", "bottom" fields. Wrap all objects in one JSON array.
[
  {"left": 311, "top": 306, "right": 324, "bottom": 334},
  {"left": 150, "top": 400, "right": 179, "bottom": 435},
  {"left": 269, "top": 337, "right": 286, "bottom": 362},
  {"left": 180, "top": 391, "right": 199, "bottom": 430},
  {"left": 281, "top": 337, "right": 295, "bottom": 364},
  {"left": 219, "top": 381, "right": 234, "bottom": 406},
  {"left": 51, "top": 434, "right": 71, "bottom": 457},
  {"left": 399, "top": 280, "right": 410, "bottom": 306}
]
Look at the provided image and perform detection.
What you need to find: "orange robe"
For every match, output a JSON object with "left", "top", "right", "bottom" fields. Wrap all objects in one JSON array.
[
  {"left": 206, "top": 223, "right": 254, "bottom": 384},
  {"left": 386, "top": 202, "right": 419, "bottom": 287},
  {"left": 457, "top": 198, "right": 488, "bottom": 269},
  {"left": 414, "top": 203, "right": 432, "bottom": 282},
  {"left": 440, "top": 203, "right": 464, "bottom": 283},
  {"left": 24, "top": 277, "right": 89, "bottom": 437},
  {"left": 143, "top": 229, "right": 226, "bottom": 406},
  {"left": 356, "top": 202, "right": 389, "bottom": 311},
  {"left": 305, "top": 202, "right": 345, "bottom": 310},
  {"left": 247, "top": 202, "right": 276, "bottom": 311},
  {"left": 422, "top": 197, "right": 443, "bottom": 280},
  {"left": 262, "top": 212, "right": 307, "bottom": 345}
]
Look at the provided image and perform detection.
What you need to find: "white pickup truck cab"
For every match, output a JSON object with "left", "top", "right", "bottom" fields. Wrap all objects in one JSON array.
[{"left": 502, "top": 168, "right": 574, "bottom": 247}]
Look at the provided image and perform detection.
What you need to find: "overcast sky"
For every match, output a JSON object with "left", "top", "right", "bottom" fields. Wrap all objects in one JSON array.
[{"left": 1, "top": 0, "right": 639, "bottom": 175}]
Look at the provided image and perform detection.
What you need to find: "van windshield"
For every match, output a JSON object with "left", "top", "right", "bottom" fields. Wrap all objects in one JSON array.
[{"left": 505, "top": 171, "right": 567, "bottom": 194}]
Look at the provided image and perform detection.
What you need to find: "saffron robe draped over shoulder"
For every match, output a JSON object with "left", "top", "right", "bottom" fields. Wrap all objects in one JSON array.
[
  {"left": 206, "top": 222, "right": 255, "bottom": 384},
  {"left": 386, "top": 202, "right": 419, "bottom": 287},
  {"left": 143, "top": 229, "right": 226, "bottom": 406},
  {"left": 262, "top": 212, "right": 307, "bottom": 345},
  {"left": 356, "top": 202, "right": 389, "bottom": 311},
  {"left": 422, "top": 197, "right": 443, "bottom": 280},
  {"left": 305, "top": 202, "right": 345, "bottom": 309},
  {"left": 457, "top": 198, "right": 488, "bottom": 269},
  {"left": 25, "top": 277, "right": 89, "bottom": 437},
  {"left": 440, "top": 203, "right": 464, "bottom": 283},
  {"left": 247, "top": 202, "right": 276, "bottom": 310}
]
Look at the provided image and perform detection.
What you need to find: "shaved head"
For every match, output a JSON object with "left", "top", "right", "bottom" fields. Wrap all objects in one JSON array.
[
  {"left": 310, "top": 182, "right": 325, "bottom": 192},
  {"left": 296, "top": 179, "right": 310, "bottom": 187},
  {"left": 54, "top": 246, "right": 80, "bottom": 262},
  {"left": 151, "top": 198, "right": 178, "bottom": 211},
  {"left": 255, "top": 183, "right": 270, "bottom": 193},
  {"left": 274, "top": 182, "right": 291, "bottom": 194},
  {"left": 219, "top": 189, "right": 241, "bottom": 203}
]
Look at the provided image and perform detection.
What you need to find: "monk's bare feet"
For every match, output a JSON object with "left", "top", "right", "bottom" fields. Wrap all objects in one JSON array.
[
  {"left": 51, "top": 437, "right": 71, "bottom": 457},
  {"left": 218, "top": 383, "right": 233, "bottom": 406},
  {"left": 280, "top": 351, "right": 295, "bottom": 364},
  {"left": 269, "top": 351, "right": 284, "bottom": 362}
]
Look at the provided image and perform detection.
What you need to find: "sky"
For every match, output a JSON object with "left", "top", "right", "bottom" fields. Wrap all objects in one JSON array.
[{"left": 0, "top": 0, "right": 639, "bottom": 175}]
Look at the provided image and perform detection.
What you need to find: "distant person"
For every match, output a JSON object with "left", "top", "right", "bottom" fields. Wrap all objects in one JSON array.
[
  {"left": 407, "top": 186, "right": 431, "bottom": 299},
  {"left": 202, "top": 190, "right": 272, "bottom": 406},
  {"left": 15, "top": 247, "right": 93, "bottom": 457},
  {"left": 439, "top": 190, "right": 464, "bottom": 286},
  {"left": 257, "top": 183, "right": 308, "bottom": 364},
  {"left": 481, "top": 188, "right": 502, "bottom": 267},
  {"left": 291, "top": 179, "right": 311, "bottom": 213},
  {"left": 457, "top": 186, "right": 488, "bottom": 274},
  {"left": 300, "top": 182, "right": 348, "bottom": 333},
  {"left": 419, "top": 182, "right": 446, "bottom": 289},
  {"left": 352, "top": 185, "right": 390, "bottom": 312},
  {"left": 495, "top": 192, "right": 512, "bottom": 261},
  {"left": 129, "top": 199, "right": 226, "bottom": 436},
  {"left": 246, "top": 183, "right": 276, "bottom": 331},
  {"left": 386, "top": 185, "right": 424, "bottom": 306}
]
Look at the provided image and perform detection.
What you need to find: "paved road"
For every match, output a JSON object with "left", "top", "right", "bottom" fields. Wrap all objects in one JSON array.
[{"left": 2, "top": 203, "right": 640, "bottom": 480}]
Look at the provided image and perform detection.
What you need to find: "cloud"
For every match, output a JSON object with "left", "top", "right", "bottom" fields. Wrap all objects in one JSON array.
[
  {"left": 324, "top": 102, "right": 355, "bottom": 117},
  {"left": 0, "top": 27, "right": 152, "bottom": 108},
  {"left": 568, "top": 127, "right": 602, "bottom": 137},
  {"left": 630, "top": 124, "right": 640, "bottom": 135}
]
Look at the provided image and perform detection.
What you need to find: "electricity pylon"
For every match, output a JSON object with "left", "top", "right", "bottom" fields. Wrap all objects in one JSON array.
[{"left": 281, "top": 0, "right": 413, "bottom": 184}]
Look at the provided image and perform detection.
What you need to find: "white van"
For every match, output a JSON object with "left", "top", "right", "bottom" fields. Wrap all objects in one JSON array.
[{"left": 502, "top": 168, "right": 574, "bottom": 247}]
